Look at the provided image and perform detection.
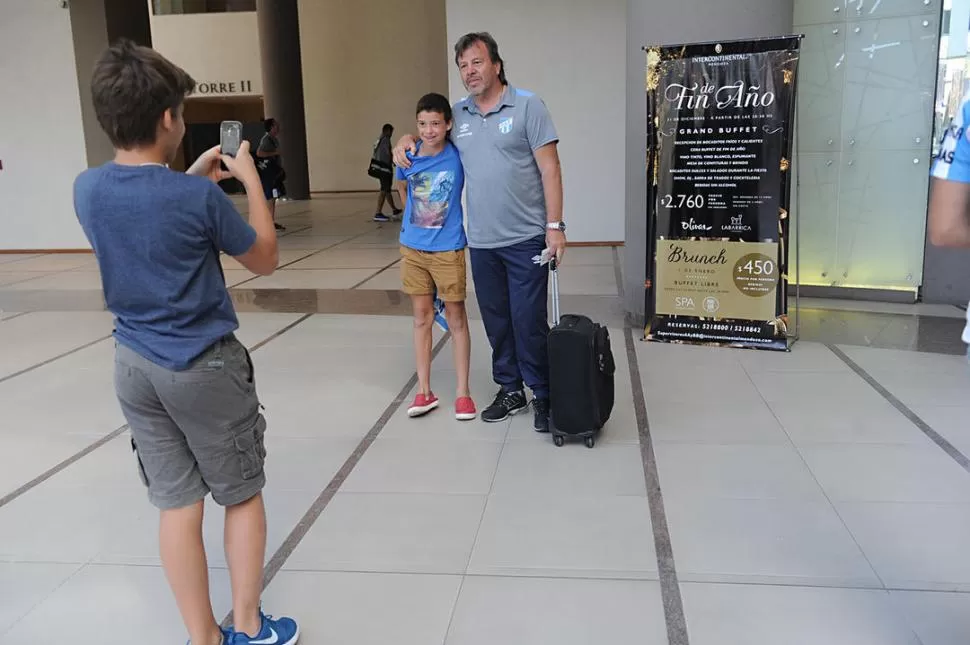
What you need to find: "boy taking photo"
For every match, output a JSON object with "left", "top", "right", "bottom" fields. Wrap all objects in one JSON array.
[
  {"left": 396, "top": 93, "right": 476, "bottom": 421},
  {"left": 73, "top": 40, "right": 298, "bottom": 645}
]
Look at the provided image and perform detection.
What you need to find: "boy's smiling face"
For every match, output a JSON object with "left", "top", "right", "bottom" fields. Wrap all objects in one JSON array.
[{"left": 417, "top": 110, "right": 451, "bottom": 148}]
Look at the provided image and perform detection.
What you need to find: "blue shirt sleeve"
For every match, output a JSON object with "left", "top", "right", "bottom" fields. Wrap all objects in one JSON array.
[
  {"left": 206, "top": 183, "right": 257, "bottom": 256},
  {"left": 395, "top": 165, "right": 405, "bottom": 181},
  {"left": 524, "top": 94, "right": 559, "bottom": 151},
  {"left": 933, "top": 98, "right": 970, "bottom": 184}
]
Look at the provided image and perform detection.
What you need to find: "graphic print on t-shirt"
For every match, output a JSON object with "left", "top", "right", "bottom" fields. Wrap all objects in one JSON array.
[{"left": 409, "top": 171, "right": 456, "bottom": 229}]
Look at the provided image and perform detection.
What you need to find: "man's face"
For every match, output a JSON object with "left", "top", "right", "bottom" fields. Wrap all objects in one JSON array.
[
  {"left": 417, "top": 110, "right": 451, "bottom": 147},
  {"left": 458, "top": 41, "right": 500, "bottom": 97}
]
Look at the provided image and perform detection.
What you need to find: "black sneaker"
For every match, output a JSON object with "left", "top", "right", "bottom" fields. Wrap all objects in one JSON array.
[
  {"left": 481, "top": 389, "right": 527, "bottom": 423},
  {"left": 373, "top": 213, "right": 391, "bottom": 223},
  {"left": 532, "top": 398, "right": 550, "bottom": 433}
]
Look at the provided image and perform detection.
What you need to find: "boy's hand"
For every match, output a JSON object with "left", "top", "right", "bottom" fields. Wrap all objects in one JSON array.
[
  {"left": 221, "top": 141, "right": 260, "bottom": 185},
  {"left": 393, "top": 135, "right": 418, "bottom": 169},
  {"left": 187, "top": 144, "right": 232, "bottom": 183}
]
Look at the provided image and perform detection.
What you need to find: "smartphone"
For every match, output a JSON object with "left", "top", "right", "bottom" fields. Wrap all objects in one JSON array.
[{"left": 220, "top": 120, "right": 243, "bottom": 157}]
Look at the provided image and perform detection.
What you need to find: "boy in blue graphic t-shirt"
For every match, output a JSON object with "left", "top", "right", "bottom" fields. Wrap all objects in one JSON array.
[{"left": 396, "top": 93, "right": 476, "bottom": 421}]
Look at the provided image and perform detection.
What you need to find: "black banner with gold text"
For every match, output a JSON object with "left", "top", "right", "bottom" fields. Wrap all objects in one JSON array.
[{"left": 644, "top": 36, "right": 801, "bottom": 351}]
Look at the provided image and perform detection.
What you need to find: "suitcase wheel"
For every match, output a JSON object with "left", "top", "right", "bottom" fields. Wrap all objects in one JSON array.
[
  {"left": 553, "top": 435, "right": 565, "bottom": 448},
  {"left": 585, "top": 436, "right": 595, "bottom": 449}
]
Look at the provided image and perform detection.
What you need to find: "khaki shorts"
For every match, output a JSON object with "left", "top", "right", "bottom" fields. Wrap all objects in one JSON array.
[{"left": 400, "top": 245, "right": 467, "bottom": 302}]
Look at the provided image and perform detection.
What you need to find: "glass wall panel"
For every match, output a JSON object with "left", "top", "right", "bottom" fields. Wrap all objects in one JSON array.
[{"left": 793, "top": 0, "right": 942, "bottom": 293}]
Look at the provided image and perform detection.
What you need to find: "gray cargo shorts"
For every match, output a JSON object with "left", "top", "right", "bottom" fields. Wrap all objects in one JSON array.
[{"left": 114, "top": 335, "right": 267, "bottom": 510}]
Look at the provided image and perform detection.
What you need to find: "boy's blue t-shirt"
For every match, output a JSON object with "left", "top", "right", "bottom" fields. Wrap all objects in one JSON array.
[
  {"left": 73, "top": 163, "right": 257, "bottom": 371},
  {"left": 395, "top": 141, "right": 467, "bottom": 252}
]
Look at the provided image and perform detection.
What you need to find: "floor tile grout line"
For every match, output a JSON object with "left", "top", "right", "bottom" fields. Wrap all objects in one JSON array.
[
  {"left": 0, "top": 263, "right": 92, "bottom": 289},
  {"left": 16, "top": 558, "right": 970, "bottom": 596},
  {"left": 223, "top": 332, "right": 453, "bottom": 627},
  {"left": 0, "top": 311, "right": 32, "bottom": 323},
  {"left": 0, "top": 254, "right": 45, "bottom": 268},
  {"left": 229, "top": 227, "right": 384, "bottom": 289},
  {"left": 443, "top": 416, "right": 512, "bottom": 643},
  {"left": 736, "top": 360, "right": 889, "bottom": 591},
  {"left": 623, "top": 326, "right": 690, "bottom": 645},
  {"left": 460, "top": 417, "right": 512, "bottom": 575},
  {"left": 0, "top": 559, "right": 90, "bottom": 639},
  {"left": 0, "top": 424, "right": 130, "bottom": 510},
  {"left": 350, "top": 258, "right": 403, "bottom": 290},
  {"left": 0, "top": 334, "right": 113, "bottom": 386},
  {"left": 827, "top": 343, "right": 970, "bottom": 476},
  {"left": 0, "top": 315, "right": 316, "bottom": 510},
  {"left": 247, "top": 313, "right": 315, "bottom": 353}
]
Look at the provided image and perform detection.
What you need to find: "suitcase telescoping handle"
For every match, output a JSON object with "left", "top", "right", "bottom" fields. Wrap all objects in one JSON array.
[{"left": 549, "top": 258, "right": 560, "bottom": 326}]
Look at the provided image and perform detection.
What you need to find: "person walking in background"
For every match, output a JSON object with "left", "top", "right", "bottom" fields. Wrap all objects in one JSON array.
[
  {"left": 372, "top": 123, "right": 403, "bottom": 222},
  {"left": 256, "top": 118, "right": 286, "bottom": 231}
]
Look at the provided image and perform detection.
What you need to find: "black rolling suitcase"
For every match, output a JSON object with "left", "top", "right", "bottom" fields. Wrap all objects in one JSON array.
[{"left": 547, "top": 259, "right": 616, "bottom": 448}]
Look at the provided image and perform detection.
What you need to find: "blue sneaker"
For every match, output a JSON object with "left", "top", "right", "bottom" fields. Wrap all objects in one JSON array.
[
  {"left": 230, "top": 612, "right": 299, "bottom": 645},
  {"left": 432, "top": 288, "right": 449, "bottom": 332}
]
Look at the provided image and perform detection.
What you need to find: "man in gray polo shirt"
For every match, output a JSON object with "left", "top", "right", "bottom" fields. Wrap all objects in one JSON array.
[{"left": 394, "top": 31, "right": 565, "bottom": 432}]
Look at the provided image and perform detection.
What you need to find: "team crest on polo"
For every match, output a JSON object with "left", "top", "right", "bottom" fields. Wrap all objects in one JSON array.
[{"left": 498, "top": 117, "right": 514, "bottom": 134}]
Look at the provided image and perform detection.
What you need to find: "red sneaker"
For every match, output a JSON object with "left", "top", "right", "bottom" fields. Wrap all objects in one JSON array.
[
  {"left": 455, "top": 396, "right": 477, "bottom": 421},
  {"left": 408, "top": 392, "right": 439, "bottom": 417}
]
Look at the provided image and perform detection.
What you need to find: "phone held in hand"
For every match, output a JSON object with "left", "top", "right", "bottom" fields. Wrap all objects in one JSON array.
[{"left": 220, "top": 120, "right": 242, "bottom": 158}]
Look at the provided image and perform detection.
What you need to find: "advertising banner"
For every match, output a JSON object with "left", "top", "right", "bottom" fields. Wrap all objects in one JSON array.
[{"left": 643, "top": 36, "right": 802, "bottom": 351}]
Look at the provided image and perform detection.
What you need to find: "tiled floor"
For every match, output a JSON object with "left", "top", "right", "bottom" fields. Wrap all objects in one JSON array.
[{"left": 2, "top": 194, "right": 970, "bottom": 643}]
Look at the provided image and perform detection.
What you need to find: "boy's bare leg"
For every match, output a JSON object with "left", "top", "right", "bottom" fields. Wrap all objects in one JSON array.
[
  {"left": 224, "top": 493, "right": 267, "bottom": 637},
  {"left": 376, "top": 191, "right": 386, "bottom": 213},
  {"left": 444, "top": 301, "right": 471, "bottom": 399},
  {"left": 159, "top": 501, "right": 223, "bottom": 645},
  {"left": 412, "top": 294, "right": 435, "bottom": 395}
]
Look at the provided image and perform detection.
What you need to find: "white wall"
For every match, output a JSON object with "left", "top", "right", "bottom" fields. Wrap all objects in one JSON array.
[
  {"left": 149, "top": 5, "right": 262, "bottom": 97},
  {"left": 446, "top": 0, "right": 627, "bottom": 243},
  {"left": 0, "top": 1, "right": 90, "bottom": 250},
  {"left": 298, "top": 0, "right": 449, "bottom": 193}
]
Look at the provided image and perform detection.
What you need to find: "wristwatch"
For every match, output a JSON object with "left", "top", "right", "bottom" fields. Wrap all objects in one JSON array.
[{"left": 546, "top": 221, "right": 566, "bottom": 232}]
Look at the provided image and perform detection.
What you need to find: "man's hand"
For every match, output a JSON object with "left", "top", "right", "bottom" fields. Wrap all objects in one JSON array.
[
  {"left": 393, "top": 134, "right": 419, "bottom": 169},
  {"left": 220, "top": 141, "right": 260, "bottom": 187},
  {"left": 546, "top": 229, "right": 566, "bottom": 264},
  {"left": 186, "top": 144, "right": 232, "bottom": 183}
]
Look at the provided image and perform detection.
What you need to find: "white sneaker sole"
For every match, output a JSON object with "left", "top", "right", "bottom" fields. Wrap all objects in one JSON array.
[
  {"left": 455, "top": 412, "right": 478, "bottom": 421},
  {"left": 408, "top": 401, "right": 439, "bottom": 417}
]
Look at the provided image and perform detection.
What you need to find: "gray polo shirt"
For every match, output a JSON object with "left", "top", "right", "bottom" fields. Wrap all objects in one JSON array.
[{"left": 452, "top": 85, "right": 559, "bottom": 249}]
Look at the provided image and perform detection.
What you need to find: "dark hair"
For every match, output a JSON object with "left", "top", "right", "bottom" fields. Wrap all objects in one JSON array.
[
  {"left": 382, "top": 123, "right": 394, "bottom": 136},
  {"left": 454, "top": 32, "right": 507, "bottom": 85},
  {"left": 264, "top": 118, "right": 277, "bottom": 132},
  {"left": 415, "top": 93, "right": 452, "bottom": 121},
  {"left": 90, "top": 39, "right": 195, "bottom": 149}
]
